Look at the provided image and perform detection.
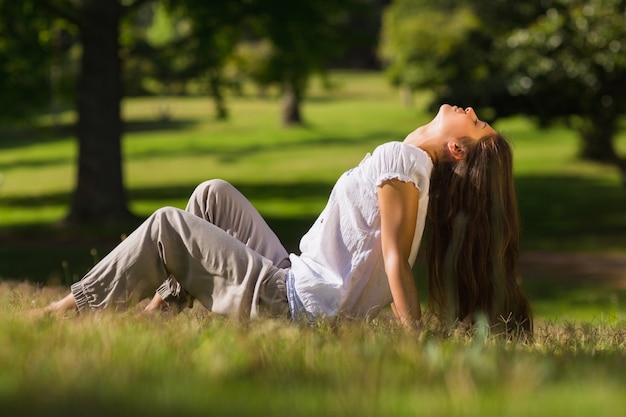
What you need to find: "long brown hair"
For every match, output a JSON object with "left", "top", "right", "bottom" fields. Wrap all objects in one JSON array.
[{"left": 425, "top": 133, "right": 533, "bottom": 337}]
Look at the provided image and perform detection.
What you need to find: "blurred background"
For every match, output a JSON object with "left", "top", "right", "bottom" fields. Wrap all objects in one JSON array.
[{"left": 0, "top": 0, "right": 625, "bottom": 321}]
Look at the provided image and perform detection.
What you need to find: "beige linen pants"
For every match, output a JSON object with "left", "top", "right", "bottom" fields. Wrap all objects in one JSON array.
[{"left": 70, "top": 180, "right": 291, "bottom": 318}]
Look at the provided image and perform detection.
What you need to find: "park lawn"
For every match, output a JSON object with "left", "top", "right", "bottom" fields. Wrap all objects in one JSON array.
[
  {"left": 1, "top": 281, "right": 625, "bottom": 417},
  {"left": 0, "top": 71, "right": 625, "bottom": 417}
]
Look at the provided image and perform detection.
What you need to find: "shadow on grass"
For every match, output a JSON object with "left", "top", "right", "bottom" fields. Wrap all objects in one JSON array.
[
  {"left": 0, "top": 121, "right": 395, "bottom": 172},
  {"left": 516, "top": 174, "right": 626, "bottom": 251},
  {"left": 114, "top": 129, "right": 397, "bottom": 165},
  {"left": 522, "top": 274, "right": 626, "bottom": 322},
  {"left": 0, "top": 118, "right": 203, "bottom": 171},
  {"left": 0, "top": 118, "right": 200, "bottom": 151},
  {"left": 0, "top": 180, "right": 331, "bottom": 218}
]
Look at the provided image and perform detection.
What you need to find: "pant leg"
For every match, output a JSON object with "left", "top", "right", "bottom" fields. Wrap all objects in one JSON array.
[
  {"left": 72, "top": 207, "right": 284, "bottom": 318},
  {"left": 157, "top": 179, "right": 290, "bottom": 301},
  {"left": 186, "top": 179, "right": 290, "bottom": 267}
]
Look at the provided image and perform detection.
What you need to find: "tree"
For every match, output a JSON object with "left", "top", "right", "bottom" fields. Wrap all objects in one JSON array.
[
  {"left": 498, "top": 0, "right": 626, "bottom": 176},
  {"left": 378, "top": 0, "right": 549, "bottom": 114},
  {"left": 6, "top": 0, "right": 242, "bottom": 224},
  {"left": 379, "top": 0, "right": 626, "bottom": 181},
  {"left": 170, "top": 0, "right": 362, "bottom": 127},
  {"left": 33, "top": 0, "right": 154, "bottom": 224},
  {"left": 160, "top": 0, "right": 253, "bottom": 120},
  {"left": 0, "top": 1, "right": 54, "bottom": 122},
  {"left": 2, "top": 0, "right": 375, "bottom": 229},
  {"left": 0, "top": 0, "right": 148, "bottom": 224},
  {"left": 378, "top": 0, "right": 480, "bottom": 106},
  {"left": 239, "top": 0, "right": 360, "bottom": 126}
]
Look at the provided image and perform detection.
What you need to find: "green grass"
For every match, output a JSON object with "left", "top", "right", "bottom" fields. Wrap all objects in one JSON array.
[
  {"left": 1, "top": 71, "right": 626, "bottom": 416},
  {"left": 0, "top": 282, "right": 624, "bottom": 417}
]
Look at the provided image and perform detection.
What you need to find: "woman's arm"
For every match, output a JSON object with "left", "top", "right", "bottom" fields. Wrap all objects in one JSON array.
[{"left": 377, "top": 179, "right": 421, "bottom": 330}]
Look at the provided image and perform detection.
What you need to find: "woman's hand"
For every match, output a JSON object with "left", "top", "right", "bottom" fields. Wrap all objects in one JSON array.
[{"left": 142, "top": 292, "right": 165, "bottom": 314}]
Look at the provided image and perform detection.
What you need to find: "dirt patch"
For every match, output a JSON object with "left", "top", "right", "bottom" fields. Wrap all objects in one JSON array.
[{"left": 520, "top": 251, "right": 626, "bottom": 289}]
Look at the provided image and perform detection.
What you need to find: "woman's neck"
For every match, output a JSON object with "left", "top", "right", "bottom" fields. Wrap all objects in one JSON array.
[{"left": 403, "top": 126, "right": 441, "bottom": 164}]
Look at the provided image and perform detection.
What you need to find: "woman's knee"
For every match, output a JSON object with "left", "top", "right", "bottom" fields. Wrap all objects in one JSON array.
[
  {"left": 152, "top": 206, "right": 182, "bottom": 222},
  {"left": 190, "top": 179, "right": 236, "bottom": 203},
  {"left": 150, "top": 207, "right": 192, "bottom": 237},
  {"left": 196, "top": 179, "right": 231, "bottom": 194}
]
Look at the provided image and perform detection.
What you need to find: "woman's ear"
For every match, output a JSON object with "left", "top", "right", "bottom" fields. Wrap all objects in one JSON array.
[{"left": 447, "top": 142, "right": 467, "bottom": 161}]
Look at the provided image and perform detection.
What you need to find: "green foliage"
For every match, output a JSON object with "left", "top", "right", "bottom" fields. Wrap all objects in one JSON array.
[
  {"left": 378, "top": 0, "right": 479, "bottom": 89},
  {"left": 1, "top": 0, "right": 361, "bottom": 124},
  {"left": 378, "top": 0, "right": 502, "bottom": 111},
  {"left": 499, "top": 0, "right": 626, "bottom": 165},
  {"left": 379, "top": 0, "right": 626, "bottom": 172},
  {"left": 237, "top": 0, "right": 363, "bottom": 124},
  {"left": 144, "top": 2, "right": 180, "bottom": 47},
  {"left": 250, "top": 0, "right": 354, "bottom": 77},
  {"left": 122, "top": 0, "right": 363, "bottom": 122},
  {"left": 124, "top": 1, "right": 239, "bottom": 98},
  {"left": 0, "top": 1, "right": 53, "bottom": 121},
  {"left": 500, "top": 0, "right": 626, "bottom": 114},
  {"left": 227, "top": 39, "right": 276, "bottom": 94}
]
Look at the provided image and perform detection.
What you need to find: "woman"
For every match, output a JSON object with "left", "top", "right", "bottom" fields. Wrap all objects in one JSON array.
[{"left": 32, "top": 104, "right": 532, "bottom": 335}]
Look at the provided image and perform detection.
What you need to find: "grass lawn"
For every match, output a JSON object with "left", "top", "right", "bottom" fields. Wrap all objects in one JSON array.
[{"left": 0, "top": 71, "right": 625, "bottom": 416}]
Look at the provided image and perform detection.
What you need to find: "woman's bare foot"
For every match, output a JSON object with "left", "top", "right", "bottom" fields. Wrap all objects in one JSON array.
[{"left": 24, "top": 293, "right": 78, "bottom": 319}]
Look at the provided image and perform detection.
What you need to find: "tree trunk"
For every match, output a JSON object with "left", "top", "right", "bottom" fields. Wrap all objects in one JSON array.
[
  {"left": 281, "top": 79, "right": 302, "bottom": 126},
  {"left": 209, "top": 71, "right": 228, "bottom": 120},
  {"left": 580, "top": 126, "right": 617, "bottom": 163},
  {"left": 401, "top": 84, "right": 413, "bottom": 107},
  {"left": 64, "top": 0, "right": 133, "bottom": 224},
  {"left": 578, "top": 114, "right": 626, "bottom": 186}
]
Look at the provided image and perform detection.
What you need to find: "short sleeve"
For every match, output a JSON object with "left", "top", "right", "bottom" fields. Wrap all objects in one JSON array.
[{"left": 365, "top": 141, "right": 433, "bottom": 191}]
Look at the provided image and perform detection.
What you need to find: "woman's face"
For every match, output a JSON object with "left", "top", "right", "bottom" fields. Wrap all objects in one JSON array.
[{"left": 434, "top": 104, "right": 496, "bottom": 142}]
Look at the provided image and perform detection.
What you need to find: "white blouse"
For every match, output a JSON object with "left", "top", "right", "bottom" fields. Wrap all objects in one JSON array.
[{"left": 287, "top": 141, "right": 434, "bottom": 320}]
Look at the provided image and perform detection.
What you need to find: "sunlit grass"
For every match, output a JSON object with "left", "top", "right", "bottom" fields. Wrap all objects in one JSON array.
[{"left": 1, "top": 279, "right": 624, "bottom": 417}]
